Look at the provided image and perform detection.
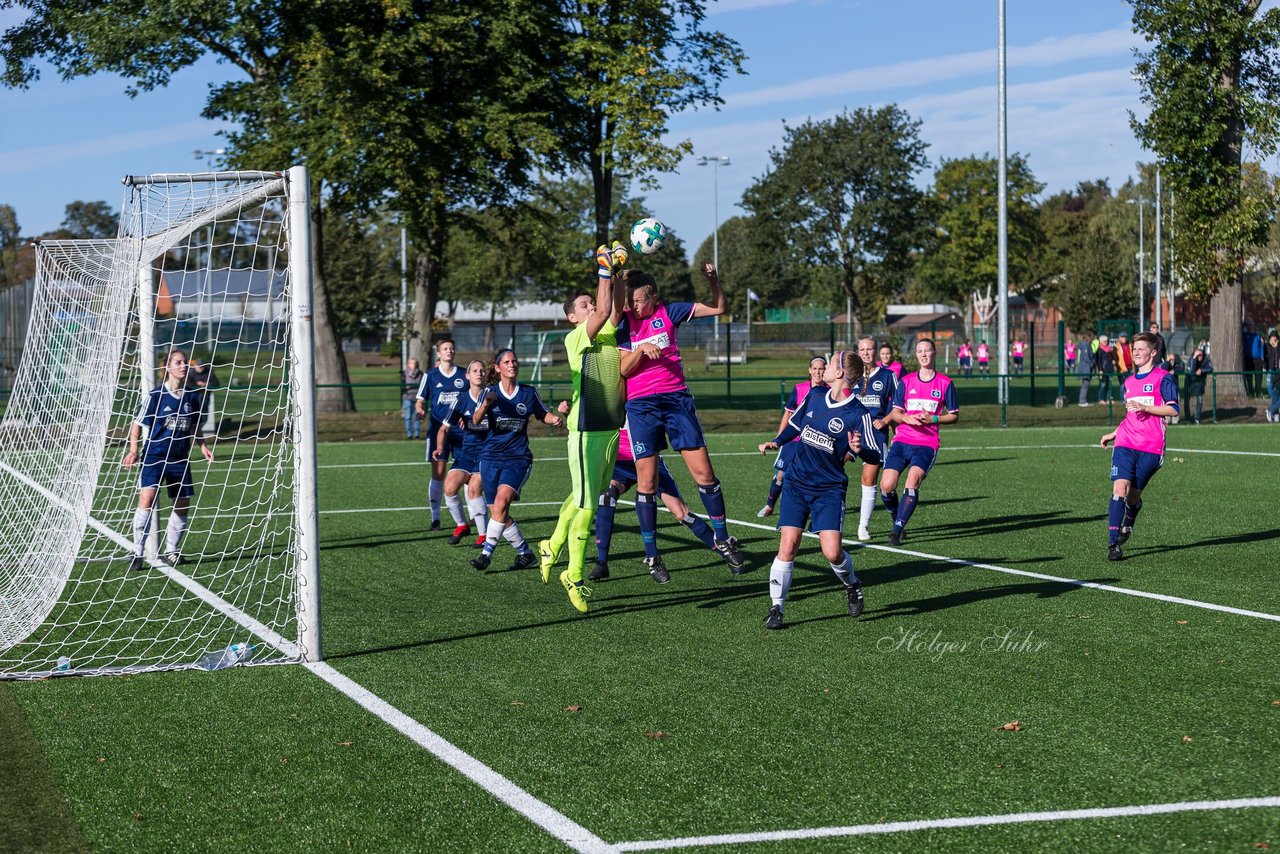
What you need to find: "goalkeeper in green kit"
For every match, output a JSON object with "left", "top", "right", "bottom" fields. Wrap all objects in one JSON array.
[{"left": 539, "top": 241, "right": 629, "bottom": 613}]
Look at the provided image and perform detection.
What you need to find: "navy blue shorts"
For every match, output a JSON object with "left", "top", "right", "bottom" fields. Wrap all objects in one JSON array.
[
  {"left": 426, "top": 420, "right": 462, "bottom": 463},
  {"left": 480, "top": 456, "right": 532, "bottom": 504},
  {"left": 625, "top": 391, "right": 706, "bottom": 458},
  {"left": 139, "top": 459, "right": 194, "bottom": 499},
  {"left": 777, "top": 481, "right": 846, "bottom": 533},
  {"left": 1110, "top": 445, "right": 1163, "bottom": 490},
  {"left": 883, "top": 441, "right": 937, "bottom": 476},
  {"left": 611, "top": 458, "right": 681, "bottom": 498},
  {"left": 450, "top": 448, "right": 480, "bottom": 476},
  {"left": 773, "top": 441, "right": 800, "bottom": 473}
]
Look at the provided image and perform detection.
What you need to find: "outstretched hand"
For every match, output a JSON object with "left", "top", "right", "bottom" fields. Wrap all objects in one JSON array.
[
  {"left": 702, "top": 262, "right": 718, "bottom": 281},
  {"left": 758, "top": 441, "right": 778, "bottom": 455}
]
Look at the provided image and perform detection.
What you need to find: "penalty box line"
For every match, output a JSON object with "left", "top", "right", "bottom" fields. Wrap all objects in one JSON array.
[{"left": 613, "top": 796, "right": 1280, "bottom": 850}]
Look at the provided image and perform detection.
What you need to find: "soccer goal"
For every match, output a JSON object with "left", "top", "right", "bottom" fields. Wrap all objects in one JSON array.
[{"left": 0, "top": 167, "right": 321, "bottom": 679}]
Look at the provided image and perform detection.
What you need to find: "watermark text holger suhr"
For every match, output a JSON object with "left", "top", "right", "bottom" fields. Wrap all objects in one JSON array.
[{"left": 876, "top": 626, "right": 1049, "bottom": 663}]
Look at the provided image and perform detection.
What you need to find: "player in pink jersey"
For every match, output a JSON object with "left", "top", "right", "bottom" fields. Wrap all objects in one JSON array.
[
  {"left": 877, "top": 342, "right": 904, "bottom": 380},
  {"left": 879, "top": 339, "right": 959, "bottom": 546},
  {"left": 758, "top": 356, "right": 828, "bottom": 517},
  {"left": 956, "top": 340, "right": 973, "bottom": 377},
  {"left": 1099, "top": 332, "right": 1179, "bottom": 561},
  {"left": 1064, "top": 339, "right": 1077, "bottom": 371},
  {"left": 1012, "top": 334, "right": 1026, "bottom": 376},
  {"left": 617, "top": 264, "right": 746, "bottom": 574},
  {"left": 976, "top": 340, "right": 990, "bottom": 378}
]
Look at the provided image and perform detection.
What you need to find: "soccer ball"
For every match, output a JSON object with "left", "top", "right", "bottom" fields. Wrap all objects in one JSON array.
[{"left": 630, "top": 217, "right": 668, "bottom": 255}]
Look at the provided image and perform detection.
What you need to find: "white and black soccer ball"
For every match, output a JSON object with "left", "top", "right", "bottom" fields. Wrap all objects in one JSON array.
[{"left": 630, "top": 217, "right": 668, "bottom": 256}]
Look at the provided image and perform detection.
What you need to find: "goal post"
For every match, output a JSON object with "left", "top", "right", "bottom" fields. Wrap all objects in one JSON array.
[{"left": 0, "top": 167, "right": 321, "bottom": 678}]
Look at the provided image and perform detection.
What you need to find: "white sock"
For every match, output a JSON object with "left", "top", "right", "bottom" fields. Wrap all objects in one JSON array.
[
  {"left": 467, "top": 495, "right": 488, "bottom": 532},
  {"left": 483, "top": 518, "right": 506, "bottom": 554},
  {"left": 132, "top": 508, "right": 153, "bottom": 556},
  {"left": 829, "top": 551, "right": 855, "bottom": 587},
  {"left": 165, "top": 513, "right": 188, "bottom": 555},
  {"left": 444, "top": 493, "right": 467, "bottom": 527},
  {"left": 769, "top": 558, "right": 794, "bottom": 608},
  {"left": 503, "top": 521, "right": 528, "bottom": 552},
  {"left": 859, "top": 485, "right": 877, "bottom": 530},
  {"left": 428, "top": 478, "right": 443, "bottom": 522}
]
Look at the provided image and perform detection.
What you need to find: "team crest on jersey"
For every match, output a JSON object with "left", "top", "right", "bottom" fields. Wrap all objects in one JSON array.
[
  {"left": 931, "top": 389, "right": 942, "bottom": 398},
  {"left": 516, "top": 403, "right": 527, "bottom": 415},
  {"left": 872, "top": 380, "right": 883, "bottom": 391},
  {"left": 454, "top": 378, "right": 465, "bottom": 388},
  {"left": 650, "top": 318, "right": 665, "bottom": 330},
  {"left": 827, "top": 417, "right": 845, "bottom": 433},
  {"left": 1143, "top": 383, "right": 1154, "bottom": 392},
  {"left": 634, "top": 441, "right": 646, "bottom": 455}
]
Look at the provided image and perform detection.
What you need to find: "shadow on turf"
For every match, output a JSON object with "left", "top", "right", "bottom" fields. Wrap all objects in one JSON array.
[
  {"left": 1122, "top": 527, "right": 1280, "bottom": 557},
  {"left": 933, "top": 456, "right": 1016, "bottom": 466},
  {"left": 901, "top": 510, "right": 1093, "bottom": 545}
]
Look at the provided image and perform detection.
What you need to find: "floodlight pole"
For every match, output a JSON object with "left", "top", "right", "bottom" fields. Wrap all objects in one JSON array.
[
  {"left": 400, "top": 225, "right": 408, "bottom": 373},
  {"left": 698, "top": 155, "right": 730, "bottom": 350},
  {"left": 1127, "top": 198, "right": 1146, "bottom": 330},
  {"left": 996, "top": 0, "right": 1009, "bottom": 405},
  {"left": 1154, "top": 165, "right": 1163, "bottom": 330}
]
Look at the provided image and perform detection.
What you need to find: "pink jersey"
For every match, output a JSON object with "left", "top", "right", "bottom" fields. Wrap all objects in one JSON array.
[
  {"left": 1065, "top": 341, "right": 1076, "bottom": 360},
  {"left": 1013, "top": 341, "right": 1025, "bottom": 357},
  {"left": 891, "top": 370, "right": 959, "bottom": 451},
  {"left": 620, "top": 302, "right": 693, "bottom": 397},
  {"left": 785, "top": 380, "right": 816, "bottom": 442},
  {"left": 880, "top": 360, "right": 903, "bottom": 379},
  {"left": 957, "top": 344, "right": 971, "bottom": 360},
  {"left": 1115, "top": 367, "right": 1174, "bottom": 455},
  {"left": 976, "top": 344, "right": 989, "bottom": 362},
  {"left": 618, "top": 420, "right": 635, "bottom": 462}
]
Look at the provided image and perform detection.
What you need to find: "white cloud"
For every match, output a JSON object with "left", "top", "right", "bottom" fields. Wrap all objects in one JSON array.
[
  {"left": 726, "top": 28, "right": 1138, "bottom": 110},
  {"left": 0, "top": 119, "right": 228, "bottom": 175}
]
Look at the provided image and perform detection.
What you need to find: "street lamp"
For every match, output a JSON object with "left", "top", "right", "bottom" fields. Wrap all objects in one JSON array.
[
  {"left": 1127, "top": 198, "right": 1147, "bottom": 330},
  {"left": 697, "top": 154, "right": 730, "bottom": 346},
  {"left": 192, "top": 149, "right": 226, "bottom": 355}
]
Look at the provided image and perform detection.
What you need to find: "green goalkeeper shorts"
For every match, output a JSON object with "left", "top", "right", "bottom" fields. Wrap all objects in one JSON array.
[{"left": 567, "top": 429, "right": 620, "bottom": 510}]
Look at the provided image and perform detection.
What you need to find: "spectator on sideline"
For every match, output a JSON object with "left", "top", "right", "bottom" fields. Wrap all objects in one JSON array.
[
  {"left": 1148, "top": 322, "right": 1167, "bottom": 363},
  {"left": 1264, "top": 328, "right": 1280, "bottom": 423},
  {"left": 1243, "top": 323, "right": 1261, "bottom": 396},
  {"left": 1095, "top": 335, "right": 1116, "bottom": 404},
  {"left": 188, "top": 356, "right": 219, "bottom": 437},
  {"left": 402, "top": 357, "right": 424, "bottom": 440},
  {"left": 1114, "top": 332, "right": 1132, "bottom": 377},
  {"left": 1185, "top": 346, "right": 1213, "bottom": 424},
  {"left": 1065, "top": 338, "right": 1077, "bottom": 372},
  {"left": 1161, "top": 349, "right": 1183, "bottom": 424},
  {"left": 1076, "top": 336, "right": 1095, "bottom": 407}
]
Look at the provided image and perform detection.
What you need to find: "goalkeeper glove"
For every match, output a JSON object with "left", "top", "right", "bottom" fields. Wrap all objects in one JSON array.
[{"left": 596, "top": 241, "right": 628, "bottom": 277}]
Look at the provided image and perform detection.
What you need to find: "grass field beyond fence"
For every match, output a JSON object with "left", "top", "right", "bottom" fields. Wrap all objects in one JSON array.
[{"left": 3, "top": 425, "right": 1279, "bottom": 851}]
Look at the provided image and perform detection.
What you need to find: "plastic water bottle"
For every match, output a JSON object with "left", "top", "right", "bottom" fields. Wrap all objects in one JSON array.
[
  {"left": 197, "top": 642, "right": 252, "bottom": 671},
  {"left": 56, "top": 656, "right": 71, "bottom": 671}
]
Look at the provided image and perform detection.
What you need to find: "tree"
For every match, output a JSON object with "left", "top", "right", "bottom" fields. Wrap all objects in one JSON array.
[
  {"left": 322, "top": 204, "right": 401, "bottom": 343},
  {"left": 1031, "top": 180, "right": 1112, "bottom": 306},
  {"left": 0, "top": 205, "right": 19, "bottom": 290},
  {"left": 60, "top": 200, "right": 117, "bottom": 239},
  {"left": 741, "top": 106, "right": 930, "bottom": 334},
  {"left": 545, "top": 1, "right": 745, "bottom": 246},
  {"left": 693, "top": 215, "right": 810, "bottom": 318},
  {"left": 915, "top": 154, "right": 1044, "bottom": 340},
  {"left": 1059, "top": 228, "right": 1135, "bottom": 333},
  {"left": 1131, "top": 0, "right": 1280, "bottom": 396}
]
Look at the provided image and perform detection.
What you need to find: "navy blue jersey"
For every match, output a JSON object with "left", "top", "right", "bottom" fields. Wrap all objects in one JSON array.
[
  {"left": 135, "top": 386, "right": 206, "bottom": 463},
  {"left": 849, "top": 366, "right": 897, "bottom": 421},
  {"left": 480, "top": 383, "right": 549, "bottom": 460},
  {"left": 443, "top": 388, "right": 490, "bottom": 456},
  {"left": 417, "top": 365, "right": 468, "bottom": 423},
  {"left": 776, "top": 388, "right": 870, "bottom": 492}
]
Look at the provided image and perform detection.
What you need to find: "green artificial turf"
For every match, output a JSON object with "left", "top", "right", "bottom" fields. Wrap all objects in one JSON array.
[{"left": 6, "top": 424, "right": 1280, "bottom": 851}]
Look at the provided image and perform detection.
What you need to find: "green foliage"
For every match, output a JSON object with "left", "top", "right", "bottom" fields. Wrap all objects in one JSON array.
[
  {"left": 693, "top": 215, "right": 815, "bottom": 318},
  {"left": 0, "top": 204, "right": 19, "bottom": 290},
  {"left": 742, "top": 106, "right": 929, "bottom": 330},
  {"left": 58, "top": 201, "right": 117, "bottom": 240},
  {"left": 1031, "top": 180, "right": 1112, "bottom": 304},
  {"left": 1059, "top": 228, "right": 1135, "bottom": 333},
  {"left": 915, "top": 154, "right": 1044, "bottom": 307},
  {"left": 322, "top": 205, "right": 401, "bottom": 341}
]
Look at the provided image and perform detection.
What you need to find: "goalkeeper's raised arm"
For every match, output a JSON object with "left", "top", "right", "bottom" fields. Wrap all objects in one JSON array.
[{"left": 690, "top": 262, "right": 728, "bottom": 319}]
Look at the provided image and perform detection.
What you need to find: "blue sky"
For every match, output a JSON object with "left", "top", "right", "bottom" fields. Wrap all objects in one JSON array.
[{"left": 0, "top": 1, "right": 1216, "bottom": 255}]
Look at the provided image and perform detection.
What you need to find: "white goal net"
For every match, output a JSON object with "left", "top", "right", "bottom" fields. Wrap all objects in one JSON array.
[{"left": 0, "top": 168, "right": 320, "bottom": 679}]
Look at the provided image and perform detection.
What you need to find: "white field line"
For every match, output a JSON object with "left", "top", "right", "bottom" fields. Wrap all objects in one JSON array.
[
  {"left": 614, "top": 796, "right": 1280, "bottom": 850},
  {"left": 304, "top": 662, "right": 614, "bottom": 854},
  {"left": 0, "top": 461, "right": 613, "bottom": 852}
]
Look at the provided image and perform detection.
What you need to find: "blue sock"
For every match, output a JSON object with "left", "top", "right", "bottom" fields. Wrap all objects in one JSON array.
[
  {"left": 697, "top": 480, "right": 730, "bottom": 541},
  {"left": 881, "top": 489, "right": 899, "bottom": 519},
  {"left": 595, "top": 489, "right": 618, "bottom": 564},
  {"left": 765, "top": 476, "right": 783, "bottom": 508},
  {"left": 636, "top": 492, "right": 660, "bottom": 559},
  {"left": 1123, "top": 499, "right": 1142, "bottom": 530},
  {"left": 681, "top": 513, "right": 717, "bottom": 550},
  {"left": 894, "top": 488, "right": 919, "bottom": 531},
  {"left": 1108, "top": 495, "right": 1125, "bottom": 544}
]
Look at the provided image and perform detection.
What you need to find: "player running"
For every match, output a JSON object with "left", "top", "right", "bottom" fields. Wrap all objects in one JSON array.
[
  {"left": 616, "top": 263, "right": 747, "bottom": 574},
  {"left": 469, "top": 349, "right": 563, "bottom": 572},
  {"left": 434, "top": 359, "right": 490, "bottom": 546},
  {"left": 849, "top": 336, "right": 897, "bottom": 542},
  {"left": 415, "top": 339, "right": 466, "bottom": 532},
  {"left": 1099, "top": 332, "right": 1179, "bottom": 561},
  {"left": 122, "top": 349, "right": 214, "bottom": 570},
  {"left": 590, "top": 418, "right": 719, "bottom": 583},
  {"left": 539, "top": 242, "right": 628, "bottom": 613},
  {"left": 879, "top": 339, "right": 960, "bottom": 547},
  {"left": 757, "top": 356, "right": 828, "bottom": 518},
  {"left": 756, "top": 350, "right": 870, "bottom": 630}
]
